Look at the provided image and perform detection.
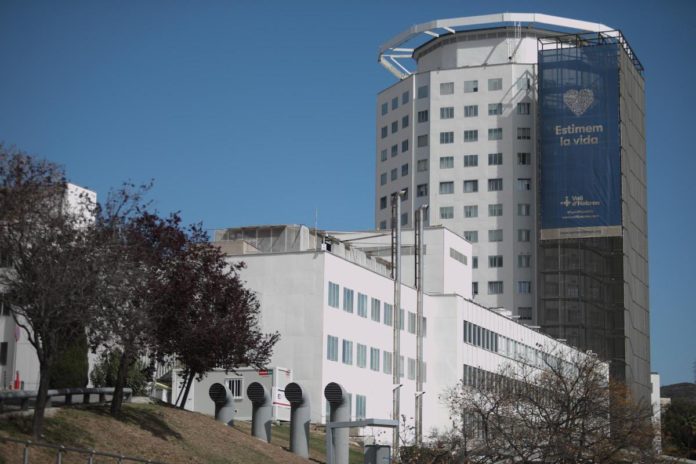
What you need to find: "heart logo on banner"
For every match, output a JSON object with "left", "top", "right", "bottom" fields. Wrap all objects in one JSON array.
[{"left": 563, "top": 89, "right": 594, "bottom": 116}]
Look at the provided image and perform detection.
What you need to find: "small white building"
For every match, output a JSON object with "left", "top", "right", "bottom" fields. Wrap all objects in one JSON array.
[{"left": 209, "top": 224, "right": 589, "bottom": 438}]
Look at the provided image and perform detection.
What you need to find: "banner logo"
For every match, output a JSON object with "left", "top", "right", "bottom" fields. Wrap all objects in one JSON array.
[{"left": 563, "top": 89, "right": 594, "bottom": 116}]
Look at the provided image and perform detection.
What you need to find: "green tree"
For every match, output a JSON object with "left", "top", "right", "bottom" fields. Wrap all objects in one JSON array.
[
  {"left": 662, "top": 398, "right": 696, "bottom": 459},
  {"left": 89, "top": 349, "right": 151, "bottom": 396}
]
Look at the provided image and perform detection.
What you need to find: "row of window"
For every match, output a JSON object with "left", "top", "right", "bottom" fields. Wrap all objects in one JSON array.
[
  {"left": 381, "top": 126, "right": 531, "bottom": 148},
  {"left": 462, "top": 229, "right": 532, "bottom": 243},
  {"left": 436, "top": 178, "right": 532, "bottom": 197},
  {"left": 327, "top": 282, "right": 427, "bottom": 336},
  {"left": 463, "top": 321, "right": 564, "bottom": 370},
  {"left": 326, "top": 335, "right": 427, "bottom": 382},
  {"left": 380, "top": 115, "right": 410, "bottom": 138},
  {"left": 469, "top": 254, "right": 532, "bottom": 270},
  {"left": 437, "top": 153, "right": 531, "bottom": 168},
  {"left": 460, "top": 203, "right": 532, "bottom": 218},
  {"left": 379, "top": 139, "right": 410, "bottom": 162},
  {"left": 412, "top": 102, "right": 530, "bottom": 123},
  {"left": 470, "top": 280, "right": 533, "bottom": 296},
  {"left": 380, "top": 91, "right": 411, "bottom": 116}
]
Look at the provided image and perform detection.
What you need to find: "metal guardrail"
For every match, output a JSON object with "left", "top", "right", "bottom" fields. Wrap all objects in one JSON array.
[
  {"left": 0, "top": 435, "right": 165, "bottom": 464},
  {"left": 0, "top": 387, "right": 133, "bottom": 413}
]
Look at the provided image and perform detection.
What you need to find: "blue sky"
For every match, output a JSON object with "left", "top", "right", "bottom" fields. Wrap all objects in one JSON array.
[{"left": 1, "top": 0, "right": 694, "bottom": 386}]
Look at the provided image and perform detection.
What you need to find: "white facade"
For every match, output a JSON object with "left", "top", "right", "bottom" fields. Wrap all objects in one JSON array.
[
  {"left": 375, "top": 14, "right": 618, "bottom": 318},
  {"left": 213, "top": 224, "right": 592, "bottom": 439}
]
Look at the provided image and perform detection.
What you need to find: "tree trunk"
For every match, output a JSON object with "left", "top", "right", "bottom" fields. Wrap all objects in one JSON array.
[
  {"left": 31, "top": 362, "right": 51, "bottom": 439},
  {"left": 178, "top": 370, "right": 195, "bottom": 409},
  {"left": 110, "top": 349, "right": 131, "bottom": 416}
]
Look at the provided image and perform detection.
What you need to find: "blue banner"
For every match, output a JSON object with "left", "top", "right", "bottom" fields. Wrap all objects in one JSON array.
[{"left": 539, "top": 44, "right": 621, "bottom": 239}]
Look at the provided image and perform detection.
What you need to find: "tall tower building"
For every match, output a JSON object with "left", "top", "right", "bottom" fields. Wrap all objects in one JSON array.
[{"left": 374, "top": 13, "right": 649, "bottom": 401}]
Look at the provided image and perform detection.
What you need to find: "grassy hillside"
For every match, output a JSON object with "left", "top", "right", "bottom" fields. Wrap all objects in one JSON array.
[{"left": 0, "top": 402, "right": 364, "bottom": 464}]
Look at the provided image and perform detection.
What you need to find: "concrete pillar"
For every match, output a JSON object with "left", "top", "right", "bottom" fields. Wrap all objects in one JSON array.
[
  {"left": 285, "top": 382, "right": 310, "bottom": 458},
  {"left": 247, "top": 382, "right": 272, "bottom": 443}
]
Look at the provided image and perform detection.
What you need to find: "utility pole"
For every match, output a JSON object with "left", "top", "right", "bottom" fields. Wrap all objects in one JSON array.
[
  {"left": 414, "top": 205, "right": 427, "bottom": 446},
  {"left": 391, "top": 190, "right": 405, "bottom": 459}
]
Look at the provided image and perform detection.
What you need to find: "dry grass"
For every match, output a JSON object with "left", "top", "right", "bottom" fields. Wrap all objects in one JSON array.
[{"left": 0, "top": 402, "right": 362, "bottom": 464}]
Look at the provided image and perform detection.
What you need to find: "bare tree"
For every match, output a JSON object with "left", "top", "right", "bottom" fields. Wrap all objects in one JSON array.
[
  {"left": 427, "top": 349, "right": 661, "bottom": 464},
  {"left": 0, "top": 148, "right": 99, "bottom": 438}
]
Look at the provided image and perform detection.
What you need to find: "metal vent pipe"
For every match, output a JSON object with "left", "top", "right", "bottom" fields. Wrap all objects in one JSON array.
[
  {"left": 284, "top": 382, "right": 310, "bottom": 458},
  {"left": 324, "top": 382, "right": 349, "bottom": 464},
  {"left": 208, "top": 383, "right": 235, "bottom": 426},
  {"left": 246, "top": 382, "right": 272, "bottom": 442}
]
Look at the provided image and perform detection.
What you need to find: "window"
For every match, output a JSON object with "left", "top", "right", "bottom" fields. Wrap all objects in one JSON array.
[
  {"left": 416, "top": 184, "right": 428, "bottom": 197},
  {"left": 440, "top": 82, "right": 454, "bottom": 95},
  {"left": 517, "top": 178, "right": 531, "bottom": 191},
  {"left": 518, "top": 307, "right": 532, "bottom": 320},
  {"left": 440, "top": 131, "right": 454, "bottom": 144},
  {"left": 517, "top": 127, "right": 531, "bottom": 140},
  {"left": 401, "top": 212, "right": 408, "bottom": 226},
  {"left": 381, "top": 126, "right": 388, "bottom": 138},
  {"left": 224, "top": 378, "right": 243, "bottom": 399},
  {"left": 440, "top": 106, "right": 454, "bottom": 119},
  {"left": 464, "top": 80, "right": 478, "bottom": 93},
  {"left": 440, "top": 156, "right": 454, "bottom": 169},
  {"left": 517, "top": 152, "right": 531, "bottom": 165},
  {"left": 399, "top": 308, "right": 405, "bottom": 331},
  {"left": 450, "top": 247, "right": 467, "bottom": 265},
  {"left": 328, "top": 282, "right": 339, "bottom": 308},
  {"left": 463, "top": 180, "right": 478, "bottom": 193},
  {"left": 401, "top": 164, "right": 409, "bottom": 176},
  {"left": 489, "top": 229, "right": 503, "bottom": 242},
  {"left": 402, "top": 115, "right": 409, "bottom": 128},
  {"left": 383, "top": 351, "right": 393, "bottom": 374},
  {"left": 401, "top": 139, "right": 409, "bottom": 152},
  {"left": 518, "top": 254, "right": 531, "bottom": 268},
  {"left": 391, "top": 144, "right": 398, "bottom": 157},
  {"left": 417, "top": 159, "right": 428, "bottom": 172},
  {"left": 517, "top": 76, "right": 531, "bottom": 90},
  {"left": 488, "top": 178, "right": 503, "bottom": 191},
  {"left": 380, "top": 196, "right": 387, "bottom": 210},
  {"left": 488, "top": 152, "right": 503, "bottom": 165},
  {"left": 488, "top": 128, "right": 503, "bottom": 140},
  {"left": 463, "top": 154, "right": 478, "bottom": 167},
  {"left": 464, "top": 205, "right": 478, "bottom": 218},
  {"left": 472, "top": 282, "right": 479, "bottom": 295},
  {"left": 402, "top": 91, "right": 409, "bottom": 104},
  {"left": 401, "top": 187, "right": 408, "bottom": 201},
  {"left": 417, "top": 110, "right": 429, "bottom": 123},
  {"left": 384, "top": 303, "right": 393, "bottom": 326},
  {"left": 380, "top": 173, "right": 387, "bottom": 186},
  {"left": 488, "top": 281, "right": 504, "bottom": 294},
  {"left": 472, "top": 256, "right": 478, "bottom": 268},
  {"left": 517, "top": 281, "right": 532, "bottom": 294},
  {"left": 380, "top": 149, "right": 387, "bottom": 162},
  {"left": 371, "top": 298, "right": 381, "bottom": 322},
  {"left": 399, "top": 356, "right": 405, "bottom": 378},
  {"left": 381, "top": 102, "right": 388, "bottom": 115},
  {"left": 518, "top": 229, "right": 531, "bottom": 242},
  {"left": 463, "top": 231, "right": 478, "bottom": 243},
  {"left": 518, "top": 203, "right": 531, "bottom": 216},
  {"left": 489, "top": 255, "right": 503, "bottom": 268},
  {"left": 488, "top": 103, "right": 503, "bottom": 115},
  {"left": 464, "top": 105, "right": 478, "bottom": 117},
  {"left": 357, "top": 293, "right": 368, "bottom": 318},
  {"left": 517, "top": 102, "right": 531, "bottom": 115},
  {"left": 357, "top": 344, "right": 367, "bottom": 368},
  {"left": 417, "top": 85, "right": 428, "bottom": 99},
  {"left": 488, "top": 78, "right": 502, "bottom": 91},
  {"left": 417, "top": 135, "right": 428, "bottom": 147},
  {"left": 370, "top": 347, "right": 380, "bottom": 371},
  {"left": 391, "top": 169, "right": 397, "bottom": 181},
  {"left": 327, "top": 335, "right": 338, "bottom": 361},
  {"left": 391, "top": 121, "right": 398, "bottom": 134},
  {"left": 391, "top": 97, "right": 399, "bottom": 110},
  {"left": 440, "top": 206, "right": 454, "bottom": 219},
  {"left": 343, "top": 288, "right": 354, "bottom": 313},
  {"left": 439, "top": 181, "right": 454, "bottom": 194},
  {"left": 463, "top": 130, "right": 478, "bottom": 142},
  {"left": 379, "top": 220, "right": 387, "bottom": 230},
  {"left": 356, "top": 394, "right": 367, "bottom": 420},
  {"left": 408, "top": 312, "right": 416, "bottom": 334},
  {"left": 342, "top": 339, "right": 353, "bottom": 364},
  {"left": 488, "top": 204, "right": 503, "bottom": 217},
  {"left": 408, "top": 358, "right": 416, "bottom": 380}
]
